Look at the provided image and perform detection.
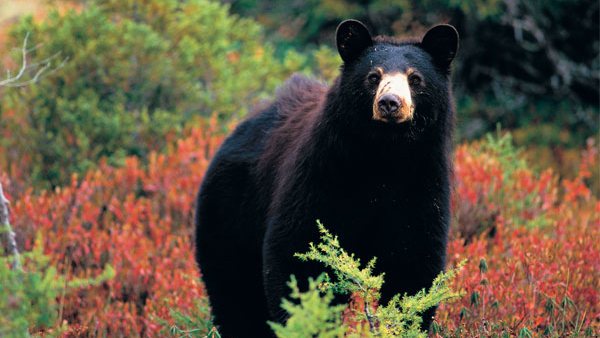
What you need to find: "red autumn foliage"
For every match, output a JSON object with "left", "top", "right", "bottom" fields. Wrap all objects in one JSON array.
[
  {"left": 2, "top": 118, "right": 222, "bottom": 336},
  {"left": 1, "top": 119, "right": 598, "bottom": 336},
  {"left": 436, "top": 138, "right": 599, "bottom": 336}
]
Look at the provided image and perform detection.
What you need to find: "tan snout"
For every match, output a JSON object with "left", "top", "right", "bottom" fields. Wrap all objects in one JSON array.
[{"left": 372, "top": 73, "right": 414, "bottom": 123}]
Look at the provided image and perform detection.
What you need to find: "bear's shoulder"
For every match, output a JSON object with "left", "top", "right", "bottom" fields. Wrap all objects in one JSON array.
[
  {"left": 262, "top": 73, "right": 329, "bottom": 154},
  {"left": 273, "top": 73, "right": 328, "bottom": 119},
  {"left": 256, "top": 75, "right": 329, "bottom": 184}
]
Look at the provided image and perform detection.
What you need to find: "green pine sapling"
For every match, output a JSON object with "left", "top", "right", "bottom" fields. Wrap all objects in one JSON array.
[{"left": 270, "top": 221, "right": 464, "bottom": 337}]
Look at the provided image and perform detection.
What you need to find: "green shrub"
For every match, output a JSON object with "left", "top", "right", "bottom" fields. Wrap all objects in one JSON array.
[
  {"left": 0, "top": 232, "right": 114, "bottom": 337},
  {"left": 271, "top": 221, "right": 463, "bottom": 337},
  {"left": 269, "top": 274, "right": 347, "bottom": 338},
  {"left": 0, "top": 0, "right": 308, "bottom": 188},
  {"left": 155, "top": 298, "right": 220, "bottom": 338}
]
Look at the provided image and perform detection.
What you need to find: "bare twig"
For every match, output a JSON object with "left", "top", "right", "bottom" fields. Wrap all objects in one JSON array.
[
  {"left": 0, "top": 182, "right": 21, "bottom": 270},
  {"left": 0, "top": 32, "right": 67, "bottom": 88},
  {"left": 502, "top": 0, "right": 599, "bottom": 93},
  {"left": 349, "top": 276, "right": 377, "bottom": 332},
  {"left": 0, "top": 32, "right": 31, "bottom": 87},
  {"left": 363, "top": 296, "right": 376, "bottom": 333}
]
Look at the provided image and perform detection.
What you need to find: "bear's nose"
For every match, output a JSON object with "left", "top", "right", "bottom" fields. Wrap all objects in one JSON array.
[{"left": 377, "top": 94, "right": 401, "bottom": 118}]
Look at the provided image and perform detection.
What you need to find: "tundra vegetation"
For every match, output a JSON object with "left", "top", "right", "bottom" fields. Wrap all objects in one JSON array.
[{"left": 0, "top": 0, "right": 597, "bottom": 336}]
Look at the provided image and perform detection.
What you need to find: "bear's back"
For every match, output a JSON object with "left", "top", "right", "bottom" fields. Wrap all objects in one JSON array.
[
  {"left": 255, "top": 74, "right": 329, "bottom": 180},
  {"left": 272, "top": 74, "right": 329, "bottom": 121}
]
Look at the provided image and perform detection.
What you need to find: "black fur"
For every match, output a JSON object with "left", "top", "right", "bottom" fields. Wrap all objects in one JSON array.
[{"left": 195, "top": 20, "right": 459, "bottom": 337}]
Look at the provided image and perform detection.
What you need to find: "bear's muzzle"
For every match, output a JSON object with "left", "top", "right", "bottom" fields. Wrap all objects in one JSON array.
[{"left": 372, "top": 72, "right": 414, "bottom": 123}]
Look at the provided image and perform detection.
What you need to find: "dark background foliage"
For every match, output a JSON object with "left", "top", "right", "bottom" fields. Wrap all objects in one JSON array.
[
  {"left": 228, "top": 0, "right": 599, "bottom": 144},
  {"left": 0, "top": 0, "right": 597, "bottom": 187}
]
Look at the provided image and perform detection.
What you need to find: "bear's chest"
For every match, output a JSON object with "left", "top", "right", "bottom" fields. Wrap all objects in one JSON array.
[
  {"left": 321, "top": 166, "right": 442, "bottom": 221},
  {"left": 321, "top": 177, "right": 430, "bottom": 230}
]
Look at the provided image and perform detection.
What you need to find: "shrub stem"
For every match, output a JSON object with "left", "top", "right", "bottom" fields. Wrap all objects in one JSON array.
[{"left": 0, "top": 182, "right": 21, "bottom": 270}]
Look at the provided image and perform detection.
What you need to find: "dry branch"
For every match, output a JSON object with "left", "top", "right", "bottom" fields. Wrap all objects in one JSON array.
[
  {"left": 0, "top": 32, "right": 66, "bottom": 88},
  {"left": 0, "top": 182, "right": 21, "bottom": 270}
]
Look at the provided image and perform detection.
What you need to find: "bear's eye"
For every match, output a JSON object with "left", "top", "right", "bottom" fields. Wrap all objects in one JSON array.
[
  {"left": 408, "top": 73, "right": 423, "bottom": 87},
  {"left": 367, "top": 71, "right": 381, "bottom": 84}
]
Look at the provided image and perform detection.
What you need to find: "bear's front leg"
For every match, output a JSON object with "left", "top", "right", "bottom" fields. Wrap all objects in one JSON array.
[
  {"left": 262, "top": 216, "right": 322, "bottom": 325},
  {"left": 262, "top": 220, "right": 300, "bottom": 323}
]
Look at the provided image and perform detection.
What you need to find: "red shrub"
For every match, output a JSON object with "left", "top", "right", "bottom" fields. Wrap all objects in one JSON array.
[
  {"left": 5, "top": 118, "right": 222, "bottom": 335},
  {"left": 2, "top": 121, "right": 597, "bottom": 336},
  {"left": 436, "top": 138, "right": 599, "bottom": 336}
]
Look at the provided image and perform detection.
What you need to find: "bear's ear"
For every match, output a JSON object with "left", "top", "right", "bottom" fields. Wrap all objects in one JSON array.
[
  {"left": 421, "top": 24, "right": 459, "bottom": 72},
  {"left": 336, "top": 19, "right": 373, "bottom": 64}
]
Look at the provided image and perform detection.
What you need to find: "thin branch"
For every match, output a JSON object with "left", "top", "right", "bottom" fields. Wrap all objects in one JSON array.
[
  {"left": 7, "top": 55, "right": 67, "bottom": 88},
  {"left": 0, "top": 182, "right": 21, "bottom": 270},
  {"left": 363, "top": 295, "right": 376, "bottom": 333},
  {"left": 0, "top": 33, "right": 30, "bottom": 87},
  {"left": 349, "top": 276, "right": 377, "bottom": 332},
  {"left": 502, "top": 0, "right": 598, "bottom": 94},
  {"left": 0, "top": 32, "right": 67, "bottom": 88}
]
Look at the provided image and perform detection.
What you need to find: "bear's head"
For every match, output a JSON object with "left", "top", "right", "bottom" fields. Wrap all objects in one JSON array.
[{"left": 334, "top": 19, "right": 459, "bottom": 140}]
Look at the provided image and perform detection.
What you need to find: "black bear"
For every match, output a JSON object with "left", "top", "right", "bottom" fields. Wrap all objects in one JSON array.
[{"left": 195, "top": 19, "right": 458, "bottom": 337}]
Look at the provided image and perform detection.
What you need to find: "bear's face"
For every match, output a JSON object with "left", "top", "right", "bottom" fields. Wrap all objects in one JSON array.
[{"left": 335, "top": 20, "right": 459, "bottom": 138}]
